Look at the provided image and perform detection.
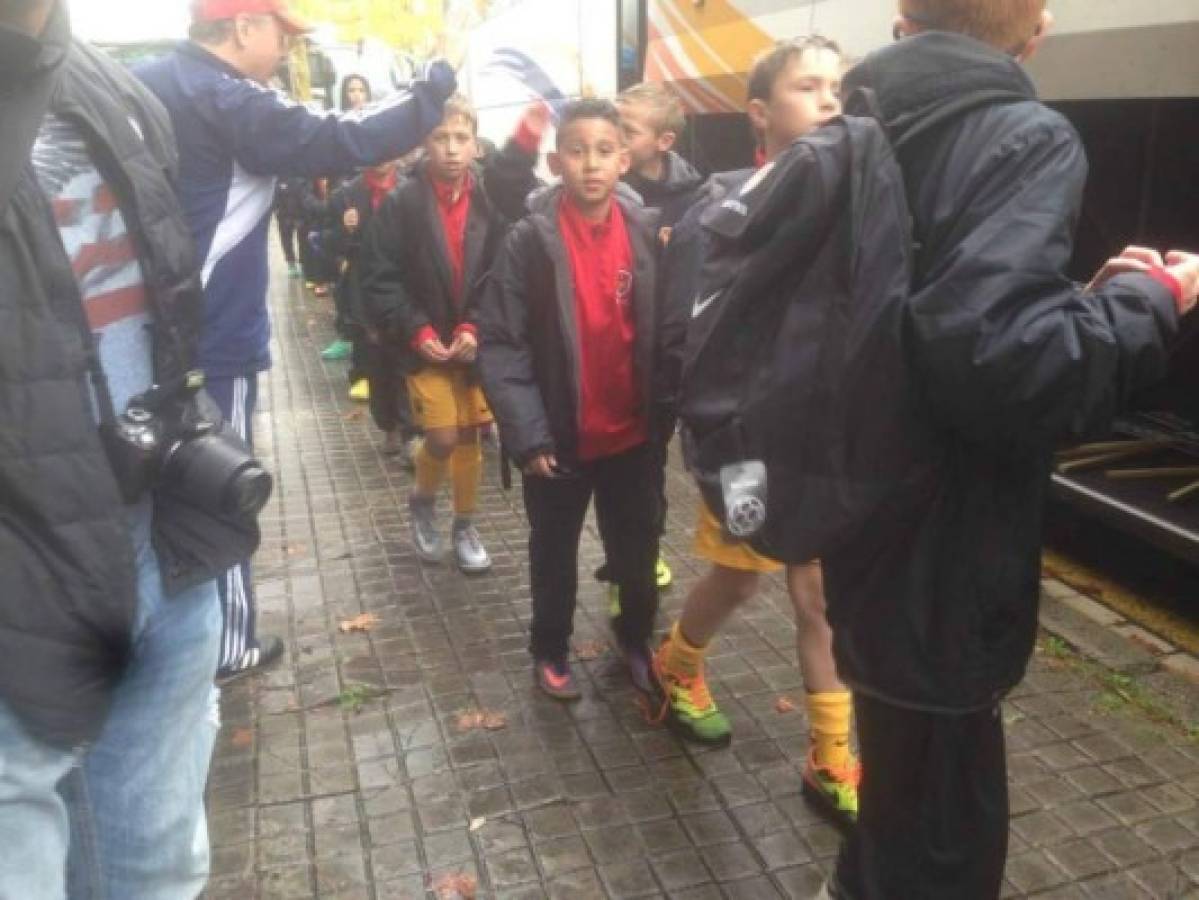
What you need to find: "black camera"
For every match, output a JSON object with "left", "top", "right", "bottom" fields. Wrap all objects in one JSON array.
[{"left": 100, "top": 372, "right": 273, "bottom": 517}]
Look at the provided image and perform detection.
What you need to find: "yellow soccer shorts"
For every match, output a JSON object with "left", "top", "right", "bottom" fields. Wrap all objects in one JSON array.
[
  {"left": 693, "top": 504, "right": 784, "bottom": 574},
  {"left": 407, "top": 367, "right": 493, "bottom": 431}
]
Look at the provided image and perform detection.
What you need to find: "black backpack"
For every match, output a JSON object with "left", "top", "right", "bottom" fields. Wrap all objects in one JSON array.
[{"left": 678, "top": 112, "right": 941, "bottom": 564}]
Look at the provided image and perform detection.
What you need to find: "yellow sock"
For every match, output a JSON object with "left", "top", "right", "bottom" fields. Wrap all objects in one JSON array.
[
  {"left": 806, "top": 691, "right": 853, "bottom": 771},
  {"left": 662, "top": 621, "right": 707, "bottom": 678},
  {"left": 450, "top": 441, "right": 482, "bottom": 516},
  {"left": 415, "top": 443, "right": 449, "bottom": 498}
]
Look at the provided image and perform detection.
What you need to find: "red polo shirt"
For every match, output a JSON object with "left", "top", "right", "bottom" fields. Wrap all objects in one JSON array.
[
  {"left": 431, "top": 170, "right": 472, "bottom": 303},
  {"left": 559, "top": 195, "right": 646, "bottom": 461},
  {"left": 413, "top": 171, "right": 476, "bottom": 350}
]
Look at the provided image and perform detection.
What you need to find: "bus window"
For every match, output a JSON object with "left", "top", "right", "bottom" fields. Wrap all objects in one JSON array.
[{"left": 618, "top": 0, "right": 647, "bottom": 90}]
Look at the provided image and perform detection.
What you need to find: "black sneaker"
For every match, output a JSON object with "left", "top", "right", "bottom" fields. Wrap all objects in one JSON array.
[
  {"left": 534, "top": 658, "right": 581, "bottom": 701},
  {"left": 216, "top": 635, "right": 284, "bottom": 685},
  {"left": 618, "top": 640, "right": 659, "bottom": 697}
]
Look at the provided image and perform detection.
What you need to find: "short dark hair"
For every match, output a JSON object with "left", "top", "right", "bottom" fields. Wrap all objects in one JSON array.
[
  {"left": 555, "top": 98, "right": 623, "bottom": 148},
  {"left": 746, "top": 36, "right": 843, "bottom": 104}
]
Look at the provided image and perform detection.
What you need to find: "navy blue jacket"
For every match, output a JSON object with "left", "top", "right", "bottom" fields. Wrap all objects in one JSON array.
[{"left": 136, "top": 44, "right": 455, "bottom": 377}]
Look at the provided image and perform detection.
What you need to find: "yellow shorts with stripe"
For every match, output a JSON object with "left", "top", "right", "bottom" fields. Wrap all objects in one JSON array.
[
  {"left": 693, "top": 505, "right": 783, "bottom": 574},
  {"left": 406, "top": 367, "right": 493, "bottom": 431}
]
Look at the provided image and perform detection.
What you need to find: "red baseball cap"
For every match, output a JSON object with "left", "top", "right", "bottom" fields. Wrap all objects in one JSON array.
[{"left": 191, "top": 0, "right": 311, "bottom": 36}]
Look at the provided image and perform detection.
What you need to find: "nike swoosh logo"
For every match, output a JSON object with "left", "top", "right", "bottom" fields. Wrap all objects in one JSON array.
[{"left": 692, "top": 290, "right": 721, "bottom": 319}]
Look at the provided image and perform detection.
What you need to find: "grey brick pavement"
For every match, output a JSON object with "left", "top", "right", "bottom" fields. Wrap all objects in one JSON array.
[{"left": 203, "top": 260, "right": 1199, "bottom": 899}]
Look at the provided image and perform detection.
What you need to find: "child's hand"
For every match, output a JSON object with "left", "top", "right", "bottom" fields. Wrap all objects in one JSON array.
[
  {"left": 418, "top": 337, "right": 452, "bottom": 363},
  {"left": 1085, "top": 245, "right": 1162, "bottom": 292},
  {"left": 1166, "top": 251, "right": 1199, "bottom": 314},
  {"left": 343, "top": 208, "right": 360, "bottom": 232},
  {"left": 524, "top": 453, "right": 559, "bottom": 478},
  {"left": 450, "top": 330, "right": 479, "bottom": 363}
]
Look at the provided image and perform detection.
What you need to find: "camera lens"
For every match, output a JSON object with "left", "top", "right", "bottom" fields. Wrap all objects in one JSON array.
[{"left": 162, "top": 425, "right": 273, "bottom": 517}]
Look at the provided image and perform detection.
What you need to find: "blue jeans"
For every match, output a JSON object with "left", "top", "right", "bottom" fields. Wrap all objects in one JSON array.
[{"left": 0, "top": 502, "right": 221, "bottom": 899}]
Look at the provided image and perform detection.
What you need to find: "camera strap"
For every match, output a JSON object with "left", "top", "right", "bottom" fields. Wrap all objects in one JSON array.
[{"left": 66, "top": 282, "right": 122, "bottom": 429}]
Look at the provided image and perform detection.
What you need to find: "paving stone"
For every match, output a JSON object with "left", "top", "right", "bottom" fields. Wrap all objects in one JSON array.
[
  {"left": 547, "top": 865, "right": 606, "bottom": 899},
  {"left": 1053, "top": 800, "right": 1119, "bottom": 837},
  {"left": 774, "top": 865, "right": 828, "bottom": 899},
  {"left": 1012, "top": 810, "right": 1073, "bottom": 848},
  {"left": 524, "top": 803, "right": 581, "bottom": 842},
  {"left": 651, "top": 849, "right": 712, "bottom": 891},
  {"left": 1045, "top": 839, "right": 1113, "bottom": 880},
  {"left": 681, "top": 810, "right": 741, "bottom": 847},
  {"left": 585, "top": 825, "right": 639, "bottom": 865},
  {"left": 536, "top": 835, "right": 593, "bottom": 878},
  {"left": 598, "top": 859, "right": 660, "bottom": 898},
  {"left": 486, "top": 847, "right": 540, "bottom": 889},
  {"left": 723, "top": 875, "right": 785, "bottom": 898},
  {"left": 1005, "top": 850, "right": 1070, "bottom": 894},
  {"left": 704, "top": 841, "right": 763, "bottom": 882},
  {"left": 368, "top": 840, "right": 423, "bottom": 881}
]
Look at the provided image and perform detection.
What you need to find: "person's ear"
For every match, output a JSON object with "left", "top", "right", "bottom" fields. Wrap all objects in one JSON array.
[
  {"left": 746, "top": 99, "right": 769, "bottom": 136},
  {"left": 547, "top": 151, "right": 563, "bottom": 178},
  {"left": 1016, "top": 10, "right": 1054, "bottom": 62},
  {"left": 891, "top": 14, "right": 919, "bottom": 41},
  {"left": 618, "top": 146, "right": 631, "bottom": 177},
  {"left": 656, "top": 130, "right": 677, "bottom": 154}
]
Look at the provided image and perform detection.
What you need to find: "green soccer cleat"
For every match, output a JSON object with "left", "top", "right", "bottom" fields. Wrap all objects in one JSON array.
[
  {"left": 651, "top": 640, "right": 732, "bottom": 746},
  {"left": 801, "top": 748, "right": 861, "bottom": 833},
  {"left": 320, "top": 339, "right": 352, "bottom": 361}
]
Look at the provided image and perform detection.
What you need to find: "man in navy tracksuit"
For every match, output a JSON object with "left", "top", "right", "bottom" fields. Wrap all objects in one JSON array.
[{"left": 138, "top": 0, "right": 457, "bottom": 680}]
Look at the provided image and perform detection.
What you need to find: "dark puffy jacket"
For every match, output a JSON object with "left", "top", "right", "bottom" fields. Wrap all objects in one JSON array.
[
  {"left": 0, "top": 8, "right": 253, "bottom": 749},
  {"left": 820, "top": 33, "right": 1180, "bottom": 713},
  {"left": 359, "top": 143, "right": 538, "bottom": 371},
  {"left": 656, "top": 170, "right": 752, "bottom": 418},
  {"left": 478, "top": 184, "right": 663, "bottom": 467},
  {"left": 623, "top": 150, "right": 705, "bottom": 237}
]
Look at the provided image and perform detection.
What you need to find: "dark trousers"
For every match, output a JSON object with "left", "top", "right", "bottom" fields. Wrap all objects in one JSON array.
[
  {"left": 833, "top": 694, "right": 1009, "bottom": 900},
  {"left": 366, "top": 341, "right": 417, "bottom": 439},
  {"left": 277, "top": 214, "right": 299, "bottom": 265},
  {"left": 522, "top": 443, "right": 660, "bottom": 661},
  {"left": 205, "top": 374, "right": 260, "bottom": 670}
]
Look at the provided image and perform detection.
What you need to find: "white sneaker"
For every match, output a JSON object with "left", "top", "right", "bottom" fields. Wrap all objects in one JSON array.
[
  {"left": 452, "top": 519, "right": 492, "bottom": 574},
  {"left": 409, "top": 494, "right": 442, "bottom": 562}
]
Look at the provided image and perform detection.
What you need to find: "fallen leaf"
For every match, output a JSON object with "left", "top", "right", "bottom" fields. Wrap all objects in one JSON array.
[
  {"left": 775, "top": 696, "right": 797, "bottom": 714},
  {"left": 456, "top": 711, "right": 484, "bottom": 730},
  {"left": 431, "top": 873, "right": 477, "bottom": 899},
  {"left": 283, "top": 543, "right": 307, "bottom": 558},
  {"left": 482, "top": 712, "right": 507, "bottom": 731},
  {"left": 343, "top": 409, "right": 364, "bottom": 421},
  {"left": 230, "top": 727, "right": 254, "bottom": 749},
  {"left": 469, "top": 817, "right": 486, "bottom": 832},
  {"left": 338, "top": 613, "right": 380, "bottom": 634},
  {"left": 573, "top": 640, "right": 608, "bottom": 661},
  {"left": 456, "top": 709, "right": 508, "bottom": 732}
]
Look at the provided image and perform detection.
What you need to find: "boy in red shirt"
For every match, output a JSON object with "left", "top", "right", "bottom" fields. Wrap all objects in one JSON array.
[
  {"left": 479, "top": 99, "right": 664, "bottom": 699},
  {"left": 362, "top": 96, "right": 542, "bottom": 572}
]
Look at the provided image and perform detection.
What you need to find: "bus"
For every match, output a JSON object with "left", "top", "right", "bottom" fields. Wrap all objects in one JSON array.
[{"left": 462, "top": 0, "right": 1199, "bottom": 562}]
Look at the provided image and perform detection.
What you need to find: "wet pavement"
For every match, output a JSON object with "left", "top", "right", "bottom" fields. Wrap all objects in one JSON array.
[{"left": 203, "top": 253, "right": 1199, "bottom": 899}]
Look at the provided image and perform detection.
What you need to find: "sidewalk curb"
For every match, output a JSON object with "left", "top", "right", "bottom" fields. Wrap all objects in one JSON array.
[{"left": 1040, "top": 577, "right": 1199, "bottom": 684}]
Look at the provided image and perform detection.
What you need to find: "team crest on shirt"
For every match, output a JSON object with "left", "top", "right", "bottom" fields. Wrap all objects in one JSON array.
[{"left": 615, "top": 269, "right": 633, "bottom": 305}]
